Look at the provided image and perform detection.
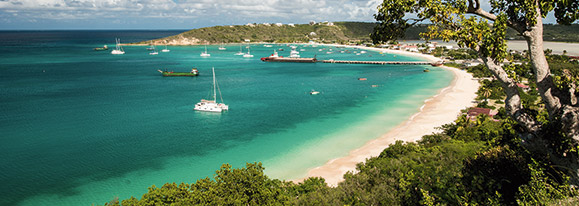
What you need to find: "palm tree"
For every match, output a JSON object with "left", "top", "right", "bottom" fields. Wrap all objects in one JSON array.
[{"left": 479, "top": 87, "right": 492, "bottom": 103}]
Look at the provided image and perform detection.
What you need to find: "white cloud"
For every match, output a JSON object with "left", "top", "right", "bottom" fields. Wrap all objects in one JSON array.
[{"left": 0, "top": 0, "right": 381, "bottom": 29}]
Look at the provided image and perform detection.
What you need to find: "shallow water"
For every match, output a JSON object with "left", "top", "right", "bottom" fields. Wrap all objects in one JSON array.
[{"left": 0, "top": 31, "right": 452, "bottom": 205}]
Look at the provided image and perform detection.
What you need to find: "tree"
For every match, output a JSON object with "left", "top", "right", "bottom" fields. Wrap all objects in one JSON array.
[
  {"left": 372, "top": 0, "right": 579, "bottom": 180},
  {"left": 480, "top": 86, "right": 492, "bottom": 102}
]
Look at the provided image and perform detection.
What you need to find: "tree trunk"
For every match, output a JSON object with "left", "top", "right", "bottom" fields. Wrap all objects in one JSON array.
[
  {"left": 481, "top": 57, "right": 540, "bottom": 134},
  {"left": 523, "top": 7, "right": 562, "bottom": 118},
  {"left": 522, "top": 7, "right": 579, "bottom": 141}
]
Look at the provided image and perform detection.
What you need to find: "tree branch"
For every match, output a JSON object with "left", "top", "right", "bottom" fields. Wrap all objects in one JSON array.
[
  {"left": 465, "top": 0, "right": 527, "bottom": 34},
  {"left": 481, "top": 56, "right": 541, "bottom": 134}
]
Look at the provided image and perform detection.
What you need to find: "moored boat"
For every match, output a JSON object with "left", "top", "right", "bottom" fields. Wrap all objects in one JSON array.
[
  {"left": 158, "top": 68, "right": 199, "bottom": 76},
  {"left": 194, "top": 67, "right": 228, "bottom": 112},
  {"left": 310, "top": 90, "right": 320, "bottom": 95},
  {"left": 200, "top": 44, "right": 211, "bottom": 57},
  {"left": 430, "top": 61, "right": 443, "bottom": 67},
  {"left": 260, "top": 56, "right": 317, "bottom": 63},
  {"left": 94, "top": 45, "right": 108, "bottom": 51},
  {"left": 111, "top": 38, "right": 125, "bottom": 55}
]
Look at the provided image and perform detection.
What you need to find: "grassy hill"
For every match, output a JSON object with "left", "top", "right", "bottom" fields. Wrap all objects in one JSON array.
[{"left": 141, "top": 22, "right": 378, "bottom": 45}]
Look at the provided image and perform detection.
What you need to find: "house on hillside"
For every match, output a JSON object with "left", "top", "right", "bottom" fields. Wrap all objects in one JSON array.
[
  {"left": 275, "top": 23, "right": 283, "bottom": 27},
  {"left": 404, "top": 45, "right": 419, "bottom": 52},
  {"left": 467, "top": 107, "right": 494, "bottom": 121}
]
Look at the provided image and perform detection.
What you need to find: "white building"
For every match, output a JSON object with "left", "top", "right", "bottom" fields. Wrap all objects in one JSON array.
[{"left": 275, "top": 23, "right": 283, "bottom": 27}]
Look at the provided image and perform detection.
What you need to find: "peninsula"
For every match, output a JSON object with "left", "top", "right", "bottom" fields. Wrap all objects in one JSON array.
[{"left": 133, "top": 22, "right": 377, "bottom": 45}]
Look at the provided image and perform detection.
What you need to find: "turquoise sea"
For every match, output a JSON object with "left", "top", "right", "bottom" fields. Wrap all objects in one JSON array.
[{"left": 0, "top": 31, "right": 453, "bottom": 205}]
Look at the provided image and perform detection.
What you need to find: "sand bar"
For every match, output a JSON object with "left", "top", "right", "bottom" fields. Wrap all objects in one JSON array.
[{"left": 300, "top": 46, "right": 480, "bottom": 186}]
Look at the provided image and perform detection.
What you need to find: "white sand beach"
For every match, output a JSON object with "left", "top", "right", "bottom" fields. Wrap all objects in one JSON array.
[{"left": 299, "top": 46, "right": 480, "bottom": 186}]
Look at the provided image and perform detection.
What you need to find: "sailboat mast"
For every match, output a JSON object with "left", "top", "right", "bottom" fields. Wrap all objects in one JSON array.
[{"left": 212, "top": 67, "right": 217, "bottom": 102}]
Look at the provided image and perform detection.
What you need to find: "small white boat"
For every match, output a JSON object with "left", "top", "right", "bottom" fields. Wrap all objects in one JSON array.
[
  {"left": 310, "top": 90, "right": 320, "bottom": 95},
  {"left": 243, "top": 46, "right": 253, "bottom": 58},
  {"left": 200, "top": 45, "right": 210, "bottom": 57},
  {"left": 234, "top": 45, "right": 244, "bottom": 55},
  {"left": 218, "top": 43, "right": 226, "bottom": 50},
  {"left": 111, "top": 38, "right": 125, "bottom": 55},
  {"left": 194, "top": 67, "right": 228, "bottom": 112},
  {"left": 161, "top": 45, "right": 170, "bottom": 52},
  {"left": 149, "top": 44, "right": 158, "bottom": 55},
  {"left": 289, "top": 47, "right": 300, "bottom": 58}
]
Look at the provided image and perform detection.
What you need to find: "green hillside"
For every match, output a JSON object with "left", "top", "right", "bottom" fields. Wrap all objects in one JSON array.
[{"left": 141, "top": 22, "right": 378, "bottom": 45}]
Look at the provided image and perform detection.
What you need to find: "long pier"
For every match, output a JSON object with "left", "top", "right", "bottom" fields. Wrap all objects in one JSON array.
[{"left": 322, "top": 60, "right": 434, "bottom": 65}]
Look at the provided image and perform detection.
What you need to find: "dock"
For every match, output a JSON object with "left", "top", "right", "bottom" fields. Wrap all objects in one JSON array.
[{"left": 321, "top": 60, "right": 434, "bottom": 65}]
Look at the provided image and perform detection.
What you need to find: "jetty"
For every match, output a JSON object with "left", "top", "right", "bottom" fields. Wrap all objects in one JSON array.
[
  {"left": 322, "top": 60, "right": 436, "bottom": 66},
  {"left": 260, "top": 56, "right": 443, "bottom": 66}
]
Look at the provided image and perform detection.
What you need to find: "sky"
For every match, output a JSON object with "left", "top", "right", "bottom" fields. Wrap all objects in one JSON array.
[
  {"left": 0, "top": 0, "right": 383, "bottom": 30},
  {"left": 0, "top": 0, "right": 563, "bottom": 30}
]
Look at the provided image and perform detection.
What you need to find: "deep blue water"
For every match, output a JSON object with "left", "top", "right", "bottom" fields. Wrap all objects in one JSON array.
[{"left": 0, "top": 31, "right": 452, "bottom": 205}]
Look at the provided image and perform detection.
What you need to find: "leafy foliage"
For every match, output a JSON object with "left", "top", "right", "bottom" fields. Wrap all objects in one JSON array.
[{"left": 106, "top": 112, "right": 575, "bottom": 205}]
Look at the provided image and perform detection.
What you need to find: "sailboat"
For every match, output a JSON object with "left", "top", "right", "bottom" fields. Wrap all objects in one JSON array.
[
  {"left": 218, "top": 43, "right": 226, "bottom": 50},
  {"left": 147, "top": 42, "right": 155, "bottom": 51},
  {"left": 234, "top": 45, "right": 244, "bottom": 55},
  {"left": 111, "top": 38, "right": 125, "bottom": 55},
  {"left": 200, "top": 44, "right": 211, "bottom": 57},
  {"left": 194, "top": 67, "right": 229, "bottom": 112},
  {"left": 149, "top": 43, "right": 158, "bottom": 55},
  {"left": 243, "top": 45, "right": 254, "bottom": 58},
  {"left": 161, "top": 45, "right": 170, "bottom": 52}
]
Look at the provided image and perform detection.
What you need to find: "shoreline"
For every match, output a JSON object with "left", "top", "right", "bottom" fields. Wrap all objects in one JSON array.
[{"left": 297, "top": 46, "right": 480, "bottom": 186}]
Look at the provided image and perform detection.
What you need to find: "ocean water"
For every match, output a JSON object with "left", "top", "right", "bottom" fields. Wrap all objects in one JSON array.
[{"left": 0, "top": 31, "right": 452, "bottom": 206}]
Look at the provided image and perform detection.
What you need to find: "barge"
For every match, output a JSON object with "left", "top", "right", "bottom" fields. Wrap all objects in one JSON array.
[
  {"left": 260, "top": 50, "right": 317, "bottom": 63},
  {"left": 158, "top": 68, "right": 199, "bottom": 77},
  {"left": 260, "top": 57, "right": 317, "bottom": 63}
]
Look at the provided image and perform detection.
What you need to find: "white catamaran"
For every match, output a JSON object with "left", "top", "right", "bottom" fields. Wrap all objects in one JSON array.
[
  {"left": 111, "top": 38, "right": 125, "bottom": 55},
  {"left": 243, "top": 45, "right": 253, "bottom": 58},
  {"left": 194, "top": 67, "right": 229, "bottom": 112},
  {"left": 200, "top": 44, "right": 211, "bottom": 57},
  {"left": 234, "top": 45, "right": 244, "bottom": 55}
]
